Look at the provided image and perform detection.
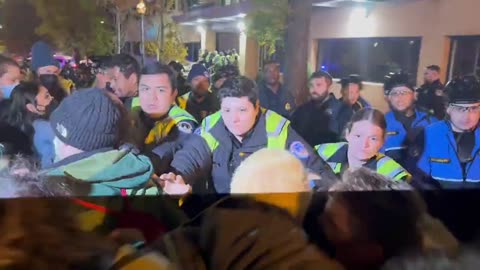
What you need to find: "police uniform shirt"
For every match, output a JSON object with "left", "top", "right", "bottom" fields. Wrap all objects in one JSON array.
[
  {"left": 258, "top": 83, "right": 295, "bottom": 118},
  {"left": 184, "top": 92, "right": 219, "bottom": 123},
  {"left": 290, "top": 94, "right": 342, "bottom": 147},
  {"left": 416, "top": 79, "right": 446, "bottom": 119}
]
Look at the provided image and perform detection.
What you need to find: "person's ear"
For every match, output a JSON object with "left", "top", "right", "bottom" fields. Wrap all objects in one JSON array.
[
  {"left": 26, "top": 103, "right": 37, "bottom": 114},
  {"left": 130, "top": 73, "right": 139, "bottom": 85},
  {"left": 173, "top": 88, "right": 178, "bottom": 98}
]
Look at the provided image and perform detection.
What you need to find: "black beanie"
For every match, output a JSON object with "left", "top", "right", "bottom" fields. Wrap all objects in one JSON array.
[{"left": 50, "top": 88, "right": 122, "bottom": 151}]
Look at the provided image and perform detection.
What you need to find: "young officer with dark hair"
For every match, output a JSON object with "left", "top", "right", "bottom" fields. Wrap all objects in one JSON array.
[
  {"left": 381, "top": 72, "right": 438, "bottom": 172},
  {"left": 416, "top": 65, "right": 446, "bottom": 119},
  {"left": 159, "top": 76, "right": 337, "bottom": 194},
  {"left": 128, "top": 62, "right": 198, "bottom": 176}
]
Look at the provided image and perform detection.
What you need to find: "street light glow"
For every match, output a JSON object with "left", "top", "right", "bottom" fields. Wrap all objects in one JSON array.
[
  {"left": 136, "top": 0, "right": 147, "bottom": 15},
  {"left": 100, "top": 20, "right": 105, "bottom": 24},
  {"left": 0, "top": 25, "right": 3, "bottom": 29}
]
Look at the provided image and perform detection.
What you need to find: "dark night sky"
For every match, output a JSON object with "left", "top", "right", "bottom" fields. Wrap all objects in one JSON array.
[{"left": 0, "top": 0, "right": 42, "bottom": 55}]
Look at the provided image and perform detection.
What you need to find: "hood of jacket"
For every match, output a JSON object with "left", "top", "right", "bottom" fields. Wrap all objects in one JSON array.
[{"left": 46, "top": 148, "right": 154, "bottom": 196}]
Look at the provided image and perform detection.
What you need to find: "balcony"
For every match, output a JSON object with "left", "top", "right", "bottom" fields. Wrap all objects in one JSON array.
[{"left": 187, "top": 0, "right": 245, "bottom": 10}]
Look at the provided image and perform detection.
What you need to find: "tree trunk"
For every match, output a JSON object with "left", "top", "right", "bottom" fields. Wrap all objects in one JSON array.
[{"left": 284, "top": 0, "right": 312, "bottom": 105}]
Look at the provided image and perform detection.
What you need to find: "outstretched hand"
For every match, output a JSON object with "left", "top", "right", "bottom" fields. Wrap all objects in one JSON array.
[{"left": 156, "top": 172, "right": 192, "bottom": 195}]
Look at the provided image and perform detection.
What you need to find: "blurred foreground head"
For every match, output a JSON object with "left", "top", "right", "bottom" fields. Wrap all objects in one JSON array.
[
  {"left": 0, "top": 158, "right": 112, "bottom": 269},
  {"left": 231, "top": 148, "right": 311, "bottom": 222},
  {"left": 0, "top": 157, "right": 91, "bottom": 198},
  {"left": 324, "top": 168, "right": 426, "bottom": 268}
]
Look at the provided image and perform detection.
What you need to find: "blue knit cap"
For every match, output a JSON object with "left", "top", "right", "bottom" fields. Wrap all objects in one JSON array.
[
  {"left": 31, "top": 41, "right": 59, "bottom": 72},
  {"left": 187, "top": 63, "right": 210, "bottom": 83}
]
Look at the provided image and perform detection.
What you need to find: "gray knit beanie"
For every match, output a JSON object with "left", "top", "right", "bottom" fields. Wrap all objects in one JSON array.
[{"left": 50, "top": 88, "right": 122, "bottom": 151}]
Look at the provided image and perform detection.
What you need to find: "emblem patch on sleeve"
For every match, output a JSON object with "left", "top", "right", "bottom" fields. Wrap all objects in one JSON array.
[
  {"left": 289, "top": 141, "right": 309, "bottom": 159},
  {"left": 178, "top": 121, "right": 194, "bottom": 134}
]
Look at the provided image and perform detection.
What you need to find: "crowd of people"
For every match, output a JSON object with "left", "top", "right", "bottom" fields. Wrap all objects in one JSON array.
[{"left": 0, "top": 39, "right": 480, "bottom": 269}]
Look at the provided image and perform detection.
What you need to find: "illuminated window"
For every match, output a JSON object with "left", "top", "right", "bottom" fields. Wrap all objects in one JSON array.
[{"left": 317, "top": 37, "right": 421, "bottom": 83}]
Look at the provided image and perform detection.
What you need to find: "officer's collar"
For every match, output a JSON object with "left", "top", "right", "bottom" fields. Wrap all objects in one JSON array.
[{"left": 330, "top": 143, "right": 380, "bottom": 170}]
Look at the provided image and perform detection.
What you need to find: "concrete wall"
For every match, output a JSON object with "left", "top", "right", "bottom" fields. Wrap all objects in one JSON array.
[{"left": 309, "top": 0, "right": 480, "bottom": 111}]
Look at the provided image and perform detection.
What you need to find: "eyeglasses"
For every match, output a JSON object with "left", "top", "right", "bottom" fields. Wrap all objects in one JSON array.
[
  {"left": 449, "top": 104, "right": 480, "bottom": 113},
  {"left": 388, "top": 90, "right": 412, "bottom": 97}
]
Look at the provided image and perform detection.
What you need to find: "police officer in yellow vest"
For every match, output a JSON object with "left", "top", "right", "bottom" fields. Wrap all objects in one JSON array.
[
  {"left": 158, "top": 76, "right": 337, "bottom": 194},
  {"left": 316, "top": 108, "right": 411, "bottom": 182},
  {"left": 130, "top": 62, "right": 197, "bottom": 174},
  {"left": 176, "top": 63, "right": 220, "bottom": 123}
]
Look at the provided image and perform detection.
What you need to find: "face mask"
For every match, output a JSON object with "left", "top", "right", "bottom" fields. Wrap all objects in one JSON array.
[
  {"left": 35, "top": 99, "right": 59, "bottom": 119},
  {"left": 1, "top": 84, "right": 18, "bottom": 99}
]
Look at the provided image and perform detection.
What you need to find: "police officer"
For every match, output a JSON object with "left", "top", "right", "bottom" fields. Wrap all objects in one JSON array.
[
  {"left": 337, "top": 74, "right": 371, "bottom": 135},
  {"left": 130, "top": 62, "right": 197, "bottom": 154},
  {"left": 159, "top": 76, "right": 337, "bottom": 194},
  {"left": 316, "top": 108, "right": 411, "bottom": 182},
  {"left": 291, "top": 71, "right": 342, "bottom": 146},
  {"left": 417, "top": 76, "right": 480, "bottom": 189},
  {"left": 258, "top": 61, "right": 296, "bottom": 118},
  {"left": 416, "top": 65, "right": 446, "bottom": 119},
  {"left": 339, "top": 75, "right": 371, "bottom": 112},
  {"left": 381, "top": 73, "right": 438, "bottom": 171},
  {"left": 211, "top": 64, "right": 239, "bottom": 95},
  {"left": 177, "top": 63, "right": 219, "bottom": 123}
]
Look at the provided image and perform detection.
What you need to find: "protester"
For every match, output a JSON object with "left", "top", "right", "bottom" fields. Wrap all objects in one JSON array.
[
  {"left": 159, "top": 76, "right": 337, "bottom": 194},
  {"left": 416, "top": 65, "right": 446, "bottom": 119},
  {"left": 0, "top": 55, "right": 21, "bottom": 100},
  {"left": 231, "top": 148, "right": 309, "bottom": 194},
  {"left": 153, "top": 195, "right": 343, "bottom": 270},
  {"left": 417, "top": 75, "right": 480, "bottom": 188},
  {"left": 316, "top": 108, "right": 411, "bottom": 181},
  {"left": 291, "top": 71, "right": 343, "bottom": 146},
  {"left": 3, "top": 82, "right": 55, "bottom": 168},
  {"left": 103, "top": 54, "right": 141, "bottom": 110},
  {"left": 381, "top": 72, "right": 438, "bottom": 172},
  {"left": 30, "top": 41, "right": 75, "bottom": 94},
  {"left": 258, "top": 60, "right": 296, "bottom": 118},
  {"left": 177, "top": 63, "right": 219, "bottom": 123},
  {"left": 44, "top": 88, "right": 157, "bottom": 196},
  {"left": 0, "top": 123, "right": 32, "bottom": 171},
  {"left": 323, "top": 168, "right": 425, "bottom": 270},
  {"left": 0, "top": 163, "right": 173, "bottom": 270}
]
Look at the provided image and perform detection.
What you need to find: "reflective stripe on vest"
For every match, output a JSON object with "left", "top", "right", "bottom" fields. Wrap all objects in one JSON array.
[
  {"left": 131, "top": 97, "right": 141, "bottom": 110},
  {"left": 200, "top": 109, "right": 289, "bottom": 152},
  {"left": 315, "top": 142, "right": 347, "bottom": 161},
  {"left": 315, "top": 143, "right": 411, "bottom": 181},
  {"left": 176, "top": 92, "right": 190, "bottom": 110},
  {"left": 168, "top": 105, "right": 197, "bottom": 124},
  {"left": 376, "top": 154, "right": 411, "bottom": 181}
]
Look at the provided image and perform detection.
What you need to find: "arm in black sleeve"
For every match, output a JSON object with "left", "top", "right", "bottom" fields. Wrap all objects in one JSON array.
[
  {"left": 285, "top": 126, "right": 339, "bottom": 188},
  {"left": 170, "top": 133, "right": 212, "bottom": 187}
]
